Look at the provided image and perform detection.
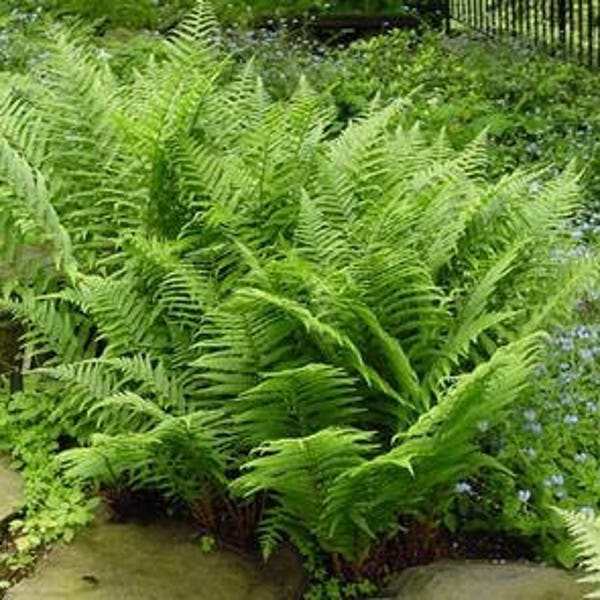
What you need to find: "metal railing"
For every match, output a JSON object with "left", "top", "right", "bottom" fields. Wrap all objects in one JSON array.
[{"left": 449, "top": 0, "right": 600, "bottom": 67}]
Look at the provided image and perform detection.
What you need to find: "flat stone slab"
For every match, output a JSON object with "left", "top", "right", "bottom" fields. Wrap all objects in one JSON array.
[
  {"left": 7, "top": 522, "right": 302, "bottom": 600},
  {"left": 0, "top": 456, "right": 25, "bottom": 522},
  {"left": 385, "top": 560, "right": 591, "bottom": 600}
]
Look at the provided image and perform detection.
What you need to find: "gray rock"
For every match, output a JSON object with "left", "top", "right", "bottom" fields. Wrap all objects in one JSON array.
[
  {"left": 7, "top": 521, "right": 305, "bottom": 600},
  {"left": 0, "top": 456, "right": 25, "bottom": 523},
  {"left": 385, "top": 560, "right": 592, "bottom": 600}
]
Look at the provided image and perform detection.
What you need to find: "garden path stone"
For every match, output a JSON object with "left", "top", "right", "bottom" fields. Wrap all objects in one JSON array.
[
  {"left": 7, "top": 521, "right": 304, "bottom": 600},
  {"left": 383, "top": 560, "right": 592, "bottom": 600},
  {"left": 0, "top": 456, "right": 25, "bottom": 523}
]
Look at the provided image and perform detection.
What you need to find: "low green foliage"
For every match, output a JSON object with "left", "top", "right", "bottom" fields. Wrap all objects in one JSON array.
[
  {"left": 0, "top": 0, "right": 194, "bottom": 30},
  {"left": 214, "top": 0, "right": 433, "bottom": 21},
  {"left": 335, "top": 33, "right": 600, "bottom": 199},
  {"left": 0, "top": 387, "right": 97, "bottom": 575},
  {"left": 304, "top": 573, "right": 378, "bottom": 600},
  {"left": 448, "top": 316, "right": 600, "bottom": 566}
]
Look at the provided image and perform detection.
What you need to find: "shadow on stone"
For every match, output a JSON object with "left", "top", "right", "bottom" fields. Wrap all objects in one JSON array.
[{"left": 7, "top": 521, "right": 305, "bottom": 600}]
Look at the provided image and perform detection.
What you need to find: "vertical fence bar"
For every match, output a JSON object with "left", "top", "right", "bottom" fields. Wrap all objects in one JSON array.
[
  {"left": 528, "top": 0, "right": 540, "bottom": 46},
  {"left": 578, "top": 0, "right": 583, "bottom": 61},
  {"left": 542, "top": 0, "right": 548, "bottom": 47},
  {"left": 593, "top": 4, "right": 600, "bottom": 67},
  {"left": 549, "top": 0, "right": 556, "bottom": 49},
  {"left": 588, "top": 0, "right": 593, "bottom": 65},
  {"left": 568, "top": 0, "right": 574, "bottom": 56},
  {"left": 597, "top": 0, "right": 600, "bottom": 67},
  {"left": 496, "top": 0, "right": 500, "bottom": 33},
  {"left": 518, "top": 0, "right": 524, "bottom": 34},
  {"left": 558, "top": 0, "right": 567, "bottom": 55}
]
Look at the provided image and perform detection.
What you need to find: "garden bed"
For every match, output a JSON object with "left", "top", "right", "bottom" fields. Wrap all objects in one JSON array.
[{"left": 1, "top": 2, "right": 600, "bottom": 599}]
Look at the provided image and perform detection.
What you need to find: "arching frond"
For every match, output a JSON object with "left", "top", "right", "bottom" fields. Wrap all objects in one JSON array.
[
  {"left": 232, "top": 364, "right": 363, "bottom": 445},
  {"left": 560, "top": 509, "right": 600, "bottom": 598},
  {"left": 231, "top": 427, "right": 377, "bottom": 559}
]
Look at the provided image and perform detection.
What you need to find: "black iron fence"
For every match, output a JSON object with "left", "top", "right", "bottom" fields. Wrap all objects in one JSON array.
[{"left": 449, "top": 0, "right": 600, "bottom": 67}]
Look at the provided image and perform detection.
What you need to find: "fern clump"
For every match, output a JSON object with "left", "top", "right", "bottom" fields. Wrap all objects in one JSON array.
[{"left": 0, "top": 0, "right": 595, "bottom": 572}]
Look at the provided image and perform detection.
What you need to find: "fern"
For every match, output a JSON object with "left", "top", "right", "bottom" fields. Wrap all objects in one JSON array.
[
  {"left": 231, "top": 427, "right": 377, "bottom": 558},
  {"left": 0, "top": 0, "right": 594, "bottom": 569},
  {"left": 560, "top": 509, "right": 600, "bottom": 598},
  {"left": 232, "top": 364, "right": 363, "bottom": 445}
]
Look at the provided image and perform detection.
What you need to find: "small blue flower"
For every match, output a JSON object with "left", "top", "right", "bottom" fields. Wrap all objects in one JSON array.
[
  {"left": 563, "top": 414, "right": 579, "bottom": 425},
  {"left": 545, "top": 474, "right": 565, "bottom": 487},
  {"left": 575, "top": 326, "right": 592, "bottom": 339},
  {"left": 455, "top": 481, "right": 473, "bottom": 495},
  {"left": 575, "top": 452, "right": 589, "bottom": 464},
  {"left": 517, "top": 489, "right": 531, "bottom": 503},
  {"left": 524, "top": 422, "right": 543, "bottom": 435},
  {"left": 523, "top": 409, "right": 537, "bottom": 422},
  {"left": 579, "top": 506, "right": 595, "bottom": 519},
  {"left": 524, "top": 447, "right": 537, "bottom": 459}
]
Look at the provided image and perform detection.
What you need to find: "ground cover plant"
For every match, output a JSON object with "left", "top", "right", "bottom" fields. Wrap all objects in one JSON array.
[
  {"left": 213, "top": 0, "right": 438, "bottom": 22},
  {"left": 0, "top": 2, "right": 595, "bottom": 593},
  {"left": 331, "top": 33, "right": 600, "bottom": 198},
  {"left": 0, "top": 0, "right": 195, "bottom": 31}
]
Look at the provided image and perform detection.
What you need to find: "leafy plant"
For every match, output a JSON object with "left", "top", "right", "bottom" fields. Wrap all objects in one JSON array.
[
  {"left": 560, "top": 508, "right": 600, "bottom": 597},
  {"left": 444, "top": 313, "right": 600, "bottom": 566},
  {"left": 236, "top": 28, "right": 600, "bottom": 207},
  {"left": 0, "top": 0, "right": 593, "bottom": 577},
  {"left": 0, "top": 385, "right": 97, "bottom": 578}
]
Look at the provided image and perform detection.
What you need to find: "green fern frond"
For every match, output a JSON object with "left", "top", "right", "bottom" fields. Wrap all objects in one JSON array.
[
  {"left": 2, "top": 293, "right": 87, "bottom": 364},
  {"left": 73, "top": 275, "right": 167, "bottom": 356},
  {"left": 232, "top": 427, "right": 377, "bottom": 558},
  {"left": 0, "top": 133, "right": 75, "bottom": 275},
  {"left": 232, "top": 364, "right": 363, "bottom": 445},
  {"left": 559, "top": 509, "right": 600, "bottom": 598},
  {"left": 61, "top": 409, "right": 228, "bottom": 502},
  {"left": 165, "top": 0, "right": 221, "bottom": 66}
]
